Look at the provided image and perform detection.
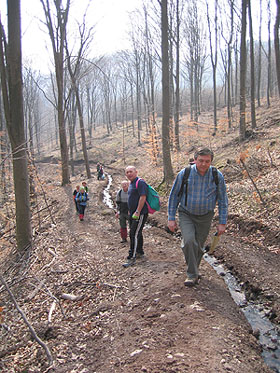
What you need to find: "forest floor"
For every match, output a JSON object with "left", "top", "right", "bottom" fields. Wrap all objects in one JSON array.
[{"left": 0, "top": 99, "right": 280, "bottom": 372}]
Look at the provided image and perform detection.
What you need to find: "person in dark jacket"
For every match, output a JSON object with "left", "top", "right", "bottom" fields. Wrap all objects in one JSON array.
[
  {"left": 75, "top": 187, "right": 89, "bottom": 221},
  {"left": 123, "top": 166, "right": 148, "bottom": 267},
  {"left": 73, "top": 185, "right": 80, "bottom": 213},
  {"left": 98, "top": 165, "right": 104, "bottom": 180},
  {"left": 115, "top": 180, "right": 129, "bottom": 243}
]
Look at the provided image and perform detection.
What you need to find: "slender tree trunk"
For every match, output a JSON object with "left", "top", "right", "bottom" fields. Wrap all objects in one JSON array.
[
  {"left": 174, "top": 0, "right": 180, "bottom": 151},
  {"left": 40, "top": 0, "right": 70, "bottom": 185},
  {"left": 66, "top": 51, "right": 91, "bottom": 179},
  {"left": 248, "top": 0, "right": 257, "bottom": 128},
  {"left": 206, "top": 0, "right": 218, "bottom": 134},
  {"left": 0, "top": 0, "right": 32, "bottom": 251},
  {"left": 240, "top": 0, "right": 248, "bottom": 141},
  {"left": 161, "top": 0, "right": 174, "bottom": 185},
  {"left": 257, "top": 0, "right": 262, "bottom": 107},
  {"left": 267, "top": 0, "right": 272, "bottom": 107},
  {"left": 274, "top": 0, "right": 280, "bottom": 96}
]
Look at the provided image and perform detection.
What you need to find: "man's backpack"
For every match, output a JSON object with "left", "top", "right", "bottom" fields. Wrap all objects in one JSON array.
[
  {"left": 178, "top": 165, "right": 219, "bottom": 207},
  {"left": 136, "top": 178, "right": 161, "bottom": 214}
]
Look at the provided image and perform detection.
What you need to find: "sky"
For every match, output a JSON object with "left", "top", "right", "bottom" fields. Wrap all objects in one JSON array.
[
  {"left": 0, "top": 0, "right": 143, "bottom": 73},
  {"left": 0, "top": 0, "right": 277, "bottom": 74}
]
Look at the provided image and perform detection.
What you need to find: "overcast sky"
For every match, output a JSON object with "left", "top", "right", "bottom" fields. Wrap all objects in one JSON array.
[
  {"left": 0, "top": 0, "right": 143, "bottom": 73},
  {"left": 0, "top": 0, "right": 277, "bottom": 74}
]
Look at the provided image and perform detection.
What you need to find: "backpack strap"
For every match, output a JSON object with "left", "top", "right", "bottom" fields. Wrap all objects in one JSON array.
[
  {"left": 212, "top": 167, "right": 219, "bottom": 185},
  {"left": 135, "top": 178, "right": 144, "bottom": 191},
  {"left": 178, "top": 165, "right": 219, "bottom": 207},
  {"left": 177, "top": 165, "right": 191, "bottom": 206}
]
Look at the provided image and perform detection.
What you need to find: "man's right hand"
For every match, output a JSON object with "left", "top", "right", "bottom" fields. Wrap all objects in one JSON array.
[{"left": 168, "top": 220, "right": 177, "bottom": 232}]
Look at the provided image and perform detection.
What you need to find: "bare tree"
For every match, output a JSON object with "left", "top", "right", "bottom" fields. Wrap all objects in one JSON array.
[
  {"left": 248, "top": 0, "right": 256, "bottom": 128},
  {"left": 0, "top": 0, "right": 32, "bottom": 251},
  {"left": 161, "top": 0, "right": 174, "bottom": 185},
  {"left": 183, "top": 0, "right": 207, "bottom": 124},
  {"left": 267, "top": 0, "right": 272, "bottom": 106},
  {"left": 40, "top": 0, "right": 70, "bottom": 185},
  {"left": 206, "top": 0, "right": 218, "bottom": 134},
  {"left": 239, "top": 0, "right": 248, "bottom": 141},
  {"left": 275, "top": 0, "right": 280, "bottom": 96},
  {"left": 65, "top": 20, "right": 93, "bottom": 179},
  {"left": 257, "top": 0, "right": 262, "bottom": 107}
]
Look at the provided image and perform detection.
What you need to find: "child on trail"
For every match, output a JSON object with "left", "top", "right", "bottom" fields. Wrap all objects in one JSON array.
[
  {"left": 98, "top": 165, "right": 104, "bottom": 180},
  {"left": 75, "top": 186, "right": 89, "bottom": 221},
  {"left": 82, "top": 181, "right": 88, "bottom": 193},
  {"left": 115, "top": 180, "right": 129, "bottom": 243},
  {"left": 73, "top": 185, "right": 80, "bottom": 213}
]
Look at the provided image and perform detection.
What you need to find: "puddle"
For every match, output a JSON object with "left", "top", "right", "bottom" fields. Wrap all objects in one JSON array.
[
  {"left": 102, "top": 176, "right": 280, "bottom": 372},
  {"left": 204, "top": 254, "right": 280, "bottom": 373}
]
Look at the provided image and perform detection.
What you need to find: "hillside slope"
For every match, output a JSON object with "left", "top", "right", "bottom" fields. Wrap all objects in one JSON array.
[{"left": 0, "top": 99, "right": 279, "bottom": 372}]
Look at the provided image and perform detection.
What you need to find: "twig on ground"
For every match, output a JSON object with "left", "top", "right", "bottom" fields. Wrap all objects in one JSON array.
[
  {"left": 48, "top": 301, "right": 56, "bottom": 324},
  {"left": 0, "top": 274, "right": 54, "bottom": 366}
]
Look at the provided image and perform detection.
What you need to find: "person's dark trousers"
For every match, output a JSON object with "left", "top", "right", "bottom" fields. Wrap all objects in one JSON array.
[
  {"left": 74, "top": 200, "right": 79, "bottom": 212},
  {"left": 78, "top": 204, "right": 86, "bottom": 220},
  {"left": 128, "top": 213, "right": 148, "bottom": 258}
]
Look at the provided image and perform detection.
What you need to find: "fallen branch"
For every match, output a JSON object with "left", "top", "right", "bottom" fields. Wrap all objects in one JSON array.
[
  {"left": 26, "top": 279, "right": 46, "bottom": 301},
  {"left": 239, "top": 158, "right": 266, "bottom": 206},
  {"left": 48, "top": 301, "right": 56, "bottom": 324},
  {"left": 61, "top": 293, "right": 84, "bottom": 301},
  {"left": 0, "top": 274, "right": 54, "bottom": 366}
]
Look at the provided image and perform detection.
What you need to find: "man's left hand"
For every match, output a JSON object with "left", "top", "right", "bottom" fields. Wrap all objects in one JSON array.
[{"left": 217, "top": 224, "right": 226, "bottom": 236}]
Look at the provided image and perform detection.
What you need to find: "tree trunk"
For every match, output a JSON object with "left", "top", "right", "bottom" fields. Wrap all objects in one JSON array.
[
  {"left": 0, "top": 0, "right": 32, "bottom": 252},
  {"left": 274, "top": 0, "right": 280, "bottom": 96},
  {"left": 174, "top": 0, "right": 180, "bottom": 151},
  {"left": 239, "top": 0, "right": 248, "bottom": 141},
  {"left": 206, "top": 0, "right": 218, "bottom": 134},
  {"left": 248, "top": 0, "right": 257, "bottom": 128},
  {"left": 40, "top": 0, "right": 70, "bottom": 185},
  {"left": 66, "top": 51, "right": 91, "bottom": 179},
  {"left": 257, "top": 0, "right": 262, "bottom": 107},
  {"left": 267, "top": 0, "right": 272, "bottom": 107},
  {"left": 161, "top": 0, "right": 174, "bottom": 185}
]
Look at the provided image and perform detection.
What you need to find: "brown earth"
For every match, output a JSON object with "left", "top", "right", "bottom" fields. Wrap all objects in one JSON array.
[{"left": 1, "top": 100, "right": 280, "bottom": 372}]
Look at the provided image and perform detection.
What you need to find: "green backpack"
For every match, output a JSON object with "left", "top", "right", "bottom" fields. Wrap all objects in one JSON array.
[{"left": 136, "top": 178, "right": 161, "bottom": 214}]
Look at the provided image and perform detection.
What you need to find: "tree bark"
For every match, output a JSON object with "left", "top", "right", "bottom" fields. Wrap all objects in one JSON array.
[
  {"left": 161, "top": 0, "right": 174, "bottom": 185},
  {"left": 0, "top": 0, "right": 32, "bottom": 252},
  {"left": 274, "top": 0, "right": 280, "bottom": 96},
  {"left": 248, "top": 0, "right": 257, "bottom": 128},
  {"left": 40, "top": 0, "right": 70, "bottom": 185},
  {"left": 239, "top": 0, "right": 248, "bottom": 141}
]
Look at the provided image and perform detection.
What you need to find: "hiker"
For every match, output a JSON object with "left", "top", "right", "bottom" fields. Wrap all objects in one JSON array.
[
  {"left": 167, "top": 148, "right": 228, "bottom": 286},
  {"left": 97, "top": 165, "right": 104, "bottom": 180},
  {"left": 115, "top": 180, "right": 130, "bottom": 243},
  {"left": 73, "top": 185, "right": 80, "bottom": 213},
  {"left": 123, "top": 166, "right": 148, "bottom": 267},
  {"left": 75, "top": 186, "right": 89, "bottom": 221},
  {"left": 82, "top": 181, "right": 88, "bottom": 193}
]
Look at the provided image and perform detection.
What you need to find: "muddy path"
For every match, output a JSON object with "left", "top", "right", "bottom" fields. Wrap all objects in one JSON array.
[
  {"left": 0, "top": 165, "right": 278, "bottom": 372},
  {"left": 46, "top": 171, "right": 276, "bottom": 372}
]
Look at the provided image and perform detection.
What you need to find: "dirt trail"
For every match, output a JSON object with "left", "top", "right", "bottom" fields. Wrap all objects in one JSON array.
[
  {"left": 0, "top": 166, "right": 277, "bottom": 372},
  {"left": 41, "top": 174, "right": 273, "bottom": 373}
]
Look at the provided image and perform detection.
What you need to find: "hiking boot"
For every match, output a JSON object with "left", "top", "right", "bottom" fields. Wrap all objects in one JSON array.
[
  {"left": 203, "top": 245, "right": 210, "bottom": 253},
  {"left": 122, "top": 257, "right": 136, "bottom": 268},
  {"left": 121, "top": 238, "right": 127, "bottom": 243},
  {"left": 136, "top": 253, "right": 147, "bottom": 261},
  {"left": 184, "top": 277, "right": 199, "bottom": 287}
]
